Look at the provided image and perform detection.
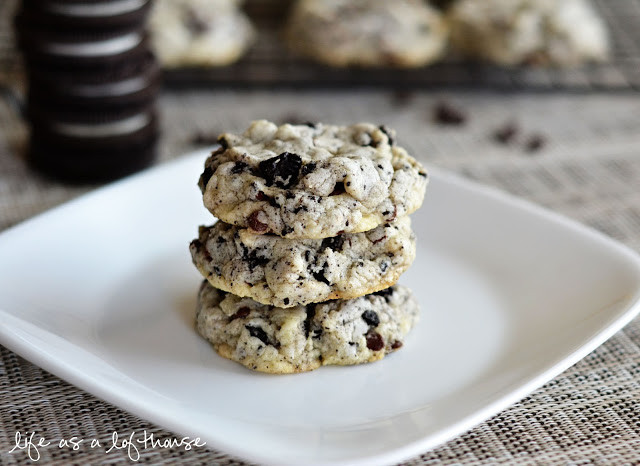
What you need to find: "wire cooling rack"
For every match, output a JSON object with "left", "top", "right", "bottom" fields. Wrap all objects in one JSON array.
[
  {"left": 1, "top": 0, "right": 639, "bottom": 91},
  {"left": 164, "top": 0, "right": 640, "bottom": 91}
]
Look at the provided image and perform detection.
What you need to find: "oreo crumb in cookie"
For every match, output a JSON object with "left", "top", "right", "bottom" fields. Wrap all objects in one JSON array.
[
  {"left": 231, "top": 161, "right": 249, "bottom": 174},
  {"left": 245, "top": 325, "right": 270, "bottom": 345},
  {"left": 320, "top": 235, "right": 345, "bottom": 252},
  {"left": 362, "top": 310, "right": 380, "bottom": 327},
  {"left": 258, "top": 152, "right": 303, "bottom": 189}
]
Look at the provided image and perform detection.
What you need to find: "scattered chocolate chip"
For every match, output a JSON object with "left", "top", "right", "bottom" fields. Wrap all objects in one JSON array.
[
  {"left": 231, "top": 307, "right": 250, "bottom": 320},
  {"left": 493, "top": 122, "right": 519, "bottom": 144},
  {"left": 525, "top": 134, "right": 546, "bottom": 153},
  {"left": 362, "top": 310, "right": 380, "bottom": 327},
  {"left": 391, "top": 90, "right": 415, "bottom": 108},
  {"left": 245, "top": 325, "right": 270, "bottom": 345},
  {"left": 330, "top": 182, "right": 346, "bottom": 196},
  {"left": 285, "top": 191, "right": 295, "bottom": 200},
  {"left": 391, "top": 340, "right": 403, "bottom": 350},
  {"left": 380, "top": 261, "right": 389, "bottom": 272},
  {"left": 293, "top": 205, "right": 308, "bottom": 214},
  {"left": 283, "top": 298, "right": 290, "bottom": 305},
  {"left": 304, "top": 121, "right": 317, "bottom": 128},
  {"left": 434, "top": 101, "right": 466, "bottom": 125},
  {"left": 216, "top": 236, "right": 225, "bottom": 244},
  {"left": 366, "top": 332, "right": 385, "bottom": 351},
  {"left": 256, "top": 191, "right": 268, "bottom": 201},
  {"left": 301, "top": 162, "right": 317, "bottom": 177},
  {"left": 379, "top": 125, "right": 395, "bottom": 146},
  {"left": 258, "top": 152, "right": 303, "bottom": 189},
  {"left": 217, "top": 136, "right": 230, "bottom": 150},
  {"left": 281, "top": 225, "right": 294, "bottom": 236},
  {"left": 321, "top": 235, "right": 345, "bottom": 252},
  {"left": 248, "top": 211, "right": 269, "bottom": 233},
  {"left": 231, "top": 161, "right": 248, "bottom": 174},
  {"left": 418, "top": 171, "right": 428, "bottom": 178},
  {"left": 213, "top": 266, "right": 221, "bottom": 276}
]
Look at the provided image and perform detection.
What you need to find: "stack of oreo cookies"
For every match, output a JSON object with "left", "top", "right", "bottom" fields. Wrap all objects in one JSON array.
[
  {"left": 189, "top": 120, "right": 428, "bottom": 374},
  {"left": 14, "top": 0, "right": 160, "bottom": 182}
]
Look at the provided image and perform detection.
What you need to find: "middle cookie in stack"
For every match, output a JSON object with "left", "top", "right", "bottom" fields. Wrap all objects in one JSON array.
[{"left": 190, "top": 120, "right": 428, "bottom": 373}]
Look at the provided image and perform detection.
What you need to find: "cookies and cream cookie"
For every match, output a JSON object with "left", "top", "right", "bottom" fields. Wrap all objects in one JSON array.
[
  {"left": 285, "top": 0, "right": 447, "bottom": 68},
  {"left": 448, "top": 0, "right": 610, "bottom": 67},
  {"left": 199, "top": 120, "right": 428, "bottom": 239},
  {"left": 196, "top": 281, "right": 419, "bottom": 373},
  {"left": 190, "top": 216, "right": 416, "bottom": 308},
  {"left": 149, "top": 0, "right": 254, "bottom": 68}
]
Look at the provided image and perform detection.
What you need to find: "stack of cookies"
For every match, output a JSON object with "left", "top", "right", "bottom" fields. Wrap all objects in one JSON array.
[
  {"left": 14, "top": 0, "right": 160, "bottom": 182},
  {"left": 190, "top": 120, "right": 428, "bottom": 374}
]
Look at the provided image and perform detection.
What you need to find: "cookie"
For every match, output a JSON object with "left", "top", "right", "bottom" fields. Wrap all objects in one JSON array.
[
  {"left": 26, "top": 50, "right": 160, "bottom": 109},
  {"left": 199, "top": 120, "right": 428, "bottom": 239},
  {"left": 190, "top": 216, "right": 415, "bottom": 308},
  {"left": 14, "top": 13, "right": 150, "bottom": 68},
  {"left": 27, "top": 104, "right": 158, "bottom": 182},
  {"left": 196, "top": 281, "right": 419, "bottom": 373},
  {"left": 448, "top": 0, "right": 610, "bottom": 67},
  {"left": 149, "top": 0, "right": 254, "bottom": 68},
  {"left": 285, "top": 0, "right": 447, "bottom": 68},
  {"left": 18, "top": 0, "right": 151, "bottom": 29}
]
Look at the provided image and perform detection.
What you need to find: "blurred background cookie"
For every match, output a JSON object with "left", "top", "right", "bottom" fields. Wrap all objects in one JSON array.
[
  {"left": 285, "top": 0, "right": 448, "bottom": 68},
  {"left": 149, "top": 0, "right": 255, "bottom": 68},
  {"left": 447, "top": 0, "right": 610, "bottom": 67}
]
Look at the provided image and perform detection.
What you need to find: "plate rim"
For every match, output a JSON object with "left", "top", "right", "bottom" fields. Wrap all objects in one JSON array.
[{"left": 1, "top": 150, "right": 640, "bottom": 466}]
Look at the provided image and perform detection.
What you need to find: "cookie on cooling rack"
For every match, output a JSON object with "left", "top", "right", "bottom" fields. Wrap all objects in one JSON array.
[
  {"left": 285, "top": 0, "right": 448, "bottom": 68},
  {"left": 149, "top": 0, "right": 254, "bottom": 67},
  {"left": 448, "top": 0, "right": 610, "bottom": 67}
]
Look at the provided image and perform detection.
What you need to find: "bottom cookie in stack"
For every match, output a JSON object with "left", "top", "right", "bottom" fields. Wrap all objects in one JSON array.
[{"left": 196, "top": 281, "right": 419, "bottom": 374}]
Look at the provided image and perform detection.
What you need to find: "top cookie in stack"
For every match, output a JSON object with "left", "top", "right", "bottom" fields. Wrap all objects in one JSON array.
[{"left": 198, "top": 120, "right": 428, "bottom": 239}]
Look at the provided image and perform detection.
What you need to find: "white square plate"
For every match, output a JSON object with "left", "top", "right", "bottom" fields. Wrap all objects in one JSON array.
[{"left": 1, "top": 151, "right": 640, "bottom": 466}]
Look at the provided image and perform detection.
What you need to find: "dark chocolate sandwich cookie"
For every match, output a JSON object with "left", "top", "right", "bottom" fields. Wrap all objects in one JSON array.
[
  {"left": 18, "top": 0, "right": 151, "bottom": 30},
  {"left": 27, "top": 104, "right": 158, "bottom": 182},
  {"left": 26, "top": 50, "right": 161, "bottom": 109},
  {"left": 15, "top": 13, "right": 149, "bottom": 68}
]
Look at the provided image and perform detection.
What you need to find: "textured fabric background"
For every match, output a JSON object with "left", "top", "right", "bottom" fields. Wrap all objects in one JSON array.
[
  {"left": 2, "top": 89, "right": 640, "bottom": 465},
  {"left": 2, "top": 0, "right": 640, "bottom": 463}
]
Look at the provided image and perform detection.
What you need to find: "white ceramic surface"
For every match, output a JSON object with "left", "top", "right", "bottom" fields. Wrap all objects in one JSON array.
[{"left": 1, "top": 150, "right": 639, "bottom": 466}]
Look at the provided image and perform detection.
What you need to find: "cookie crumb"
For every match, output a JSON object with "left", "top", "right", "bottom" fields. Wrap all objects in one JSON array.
[
  {"left": 434, "top": 101, "right": 466, "bottom": 125},
  {"left": 493, "top": 121, "right": 519, "bottom": 144},
  {"left": 525, "top": 134, "right": 546, "bottom": 153}
]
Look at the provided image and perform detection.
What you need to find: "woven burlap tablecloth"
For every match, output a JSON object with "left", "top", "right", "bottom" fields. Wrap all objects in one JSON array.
[{"left": 2, "top": 87, "right": 640, "bottom": 465}]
